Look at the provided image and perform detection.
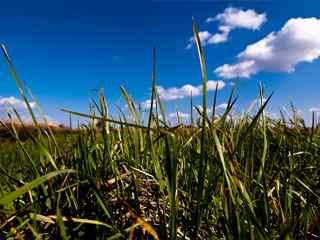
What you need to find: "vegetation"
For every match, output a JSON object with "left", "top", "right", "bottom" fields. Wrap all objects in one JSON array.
[{"left": 0, "top": 21, "right": 320, "bottom": 239}]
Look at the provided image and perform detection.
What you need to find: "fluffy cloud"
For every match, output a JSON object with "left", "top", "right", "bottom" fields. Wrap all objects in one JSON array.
[
  {"left": 216, "top": 103, "right": 228, "bottom": 110},
  {"left": 141, "top": 80, "right": 225, "bottom": 109},
  {"left": 0, "top": 97, "right": 59, "bottom": 126},
  {"left": 185, "top": 31, "right": 212, "bottom": 49},
  {"left": 196, "top": 102, "right": 228, "bottom": 114},
  {"left": 207, "top": 7, "right": 267, "bottom": 30},
  {"left": 1, "top": 113, "right": 59, "bottom": 127},
  {"left": 168, "top": 112, "right": 190, "bottom": 119},
  {"left": 186, "top": 7, "right": 266, "bottom": 49},
  {"left": 0, "top": 96, "right": 36, "bottom": 109},
  {"left": 6, "top": 114, "right": 58, "bottom": 126},
  {"left": 309, "top": 107, "right": 320, "bottom": 112},
  {"left": 215, "top": 18, "right": 320, "bottom": 79},
  {"left": 247, "top": 96, "right": 268, "bottom": 113},
  {"left": 156, "top": 80, "right": 225, "bottom": 101},
  {"left": 140, "top": 99, "right": 156, "bottom": 110},
  {"left": 215, "top": 60, "right": 257, "bottom": 79},
  {"left": 207, "top": 25, "right": 232, "bottom": 44}
]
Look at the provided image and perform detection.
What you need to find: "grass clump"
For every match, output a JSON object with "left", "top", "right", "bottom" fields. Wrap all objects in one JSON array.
[{"left": 0, "top": 22, "right": 320, "bottom": 239}]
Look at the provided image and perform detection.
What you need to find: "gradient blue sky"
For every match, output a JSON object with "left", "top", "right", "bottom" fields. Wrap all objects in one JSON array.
[{"left": 1, "top": 0, "right": 320, "bottom": 125}]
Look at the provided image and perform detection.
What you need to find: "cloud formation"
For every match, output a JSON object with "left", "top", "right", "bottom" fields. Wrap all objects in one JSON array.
[
  {"left": 141, "top": 80, "right": 225, "bottom": 109},
  {"left": 0, "top": 97, "right": 59, "bottom": 126},
  {"left": 156, "top": 80, "right": 225, "bottom": 101},
  {"left": 207, "top": 7, "right": 267, "bottom": 30},
  {"left": 215, "top": 18, "right": 320, "bottom": 79},
  {"left": 216, "top": 103, "right": 228, "bottom": 110},
  {"left": 168, "top": 112, "right": 190, "bottom": 119},
  {"left": 215, "top": 60, "right": 256, "bottom": 79},
  {"left": 309, "top": 107, "right": 320, "bottom": 113},
  {"left": 140, "top": 99, "right": 155, "bottom": 110},
  {"left": 186, "top": 31, "right": 212, "bottom": 49},
  {"left": 207, "top": 25, "right": 232, "bottom": 44},
  {"left": 0, "top": 96, "right": 36, "bottom": 109},
  {"left": 186, "top": 7, "right": 266, "bottom": 49},
  {"left": 196, "top": 102, "right": 228, "bottom": 114}
]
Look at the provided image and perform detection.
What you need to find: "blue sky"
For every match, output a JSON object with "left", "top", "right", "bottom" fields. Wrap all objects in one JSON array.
[{"left": 1, "top": 0, "right": 320, "bottom": 125}]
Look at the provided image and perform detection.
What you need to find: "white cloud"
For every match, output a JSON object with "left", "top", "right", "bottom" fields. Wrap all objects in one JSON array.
[
  {"left": 185, "top": 31, "right": 212, "bottom": 49},
  {"left": 215, "top": 18, "right": 320, "bottom": 79},
  {"left": 0, "top": 96, "right": 36, "bottom": 109},
  {"left": 206, "top": 80, "right": 226, "bottom": 91},
  {"left": 247, "top": 96, "right": 268, "bottom": 113},
  {"left": 195, "top": 105, "right": 207, "bottom": 113},
  {"left": 196, "top": 102, "right": 227, "bottom": 113},
  {"left": 309, "top": 107, "right": 320, "bottom": 112},
  {"left": 156, "top": 80, "right": 225, "bottom": 101},
  {"left": 208, "top": 7, "right": 267, "bottom": 30},
  {"left": 207, "top": 25, "right": 231, "bottom": 44},
  {"left": 265, "top": 111, "right": 278, "bottom": 119},
  {"left": 252, "top": 97, "right": 268, "bottom": 106},
  {"left": 187, "top": 7, "right": 266, "bottom": 49},
  {"left": 215, "top": 60, "right": 257, "bottom": 79},
  {"left": 168, "top": 112, "right": 190, "bottom": 119},
  {"left": 140, "top": 99, "right": 153, "bottom": 110},
  {"left": 141, "top": 80, "right": 225, "bottom": 109},
  {"left": 0, "top": 97, "right": 60, "bottom": 126},
  {"left": 216, "top": 103, "right": 228, "bottom": 110},
  {"left": 140, "top": 101, "right": 149, "bottom": 109},
  {"left": 16, "top": 114, "right": 59, "bottom": 126}
]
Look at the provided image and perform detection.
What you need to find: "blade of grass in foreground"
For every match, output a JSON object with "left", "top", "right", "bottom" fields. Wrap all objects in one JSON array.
[
  {"left": 164, "top": 133, "right": 177, "bottom": 240},
  {"left": 211, "top": 82, "right": 219, "bottom": 123},
  {"left": 30, "top": 213, "right": 112, "bottom": 229},
  {"left": 1, "top": 45, "right": 42, "bottom": 132},
  {"left": 147, "top": 47, "right": 157, "bottom": 130},
  {"left": 147, "top": 49, "right": 166, "bottom": 192},
  {"left": 61, "top": 108, "right": 177, "bottom": 135},
  {"left": 0, "top": 170, "right": 75, "bottom": 207},
  {"left": 243, "top": 92, "right": 274, "bottom": 138},
  {"left": 257, "top": 84, "right": 268, "bottom": 183},
  {"left": 192, "top": 17, "right": 208, "bottom": 238}
]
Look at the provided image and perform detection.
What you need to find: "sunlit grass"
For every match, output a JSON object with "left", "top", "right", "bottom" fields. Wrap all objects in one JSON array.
[{"left": 0, "top": 22, "right": 320, "bottom": 239}]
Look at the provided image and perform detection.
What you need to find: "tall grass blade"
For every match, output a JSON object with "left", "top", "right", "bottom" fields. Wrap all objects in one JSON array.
[
  {"left": 0, "top": 170, "right": 75, "bottom": 207},
  {"left": 192, "top": 18, "right": 209, "bottom": 237}
]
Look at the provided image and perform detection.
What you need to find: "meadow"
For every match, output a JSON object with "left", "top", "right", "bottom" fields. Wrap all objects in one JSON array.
[{"left": 0, "top": 21, "right": 320, "bottom": 239}]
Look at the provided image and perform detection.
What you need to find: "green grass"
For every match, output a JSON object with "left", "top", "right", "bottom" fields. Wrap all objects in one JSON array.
[{"left": 0, "top": 23, "right": 320, "bottom": 239}]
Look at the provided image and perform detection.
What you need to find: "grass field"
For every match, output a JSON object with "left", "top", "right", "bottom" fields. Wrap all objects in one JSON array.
[{"left": 0, "top": 22, "right": 320, "bottom": 239}]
